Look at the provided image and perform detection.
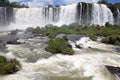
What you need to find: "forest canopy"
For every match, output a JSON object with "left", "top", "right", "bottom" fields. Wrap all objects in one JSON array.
[{"left": 0, "top": 0, "right": 29, "bottom": 8}]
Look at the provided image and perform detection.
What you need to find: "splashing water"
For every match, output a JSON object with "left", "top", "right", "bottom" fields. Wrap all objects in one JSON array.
[
  {"left": 0, "top": 2, "right": 116, "bottom": 30},
  {"left": 0, "top": 37, "right": 120, "bottom": 80}
]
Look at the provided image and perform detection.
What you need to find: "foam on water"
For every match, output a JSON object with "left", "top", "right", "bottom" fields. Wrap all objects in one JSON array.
[{"left": 1, "top": 37, "right": 120, "bottom": 80}]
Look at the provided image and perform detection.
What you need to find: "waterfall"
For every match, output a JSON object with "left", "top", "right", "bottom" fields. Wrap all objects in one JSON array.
[
  {"left": 91, "top": 3, "right": 114, "bottom": 25},
  {"left": 0, "top": 7, "right": 14, "bottom": 27},
  {"left": 12, "top": 8, "right": 45, "bottom": 28},
  {"left": 0, "top": 7, "right": 7, "bottom": 26},
  {"left": 117, "top": 8, "right": 120, "bottom": 24},
  {"left": 59, "top": 4, "right": 77, "bottom": 25},
  {"left": 0, "top": 2, "right": 118, "bottom": 29},
  {"left": 79, "top": 3, "right": 82, "bottom": 24}
]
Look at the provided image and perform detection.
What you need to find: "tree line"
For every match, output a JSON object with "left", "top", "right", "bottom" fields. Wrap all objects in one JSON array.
[{"left": 0, "top": 0, "right": 29, "bottom": 8}]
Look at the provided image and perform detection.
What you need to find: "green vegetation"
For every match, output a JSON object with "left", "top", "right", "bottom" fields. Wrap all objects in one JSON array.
[
  {"left": 0, "top": 0, "right": 29, "bottom": 8},
  {"left": 102, "top": 35, "right": 120, "bottom": 46},
  {"left": 10, "top": 30, "right": 18, "bottom": 35},
  {"left": 46, "top": 38, "right": 74, "bottom": 55},
  {"left": 10, "top": 2, "right": 29, "bottom": 8},
  {"left": 32, "top": 22, "right": 120, "bottom": 46},
  {"left": 98, "top": 0, "right": 109, "bottom": 5},
  {"left": 32, "top": 26, "right": 76, "bottom": 38},
  {"left": 0, "top": 56, "right": 21, "bottom": 75}
]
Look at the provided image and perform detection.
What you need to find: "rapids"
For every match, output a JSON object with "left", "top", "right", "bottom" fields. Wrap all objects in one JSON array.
[{"left": 0, "top": 37, "right": 120, "bottom": 80}]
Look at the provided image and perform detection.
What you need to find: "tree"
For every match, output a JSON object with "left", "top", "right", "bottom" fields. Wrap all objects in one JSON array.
[
  {"left": 98, "top": 0, "right": 109, "bottom": 4},
  {"left": 0, "top": 0, "right": 10, "bottom": 7},
  {"left": 0, "top": 0, "right": 29, "bottom": 8}
]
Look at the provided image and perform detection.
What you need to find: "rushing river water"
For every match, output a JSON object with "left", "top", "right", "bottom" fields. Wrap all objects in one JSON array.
[{"left": 0, "top": 37, "right": 120, "bottom": 80}]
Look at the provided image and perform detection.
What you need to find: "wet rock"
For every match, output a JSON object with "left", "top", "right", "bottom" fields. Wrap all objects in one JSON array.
[
  {"left": 106, "top": 66, "right": 120, "bottom": 77},
  {"left": 0, "top": 39, "right": 6, "bottom": 49},
  {"left": 115, "top": 47, "right": 120, "bottom": 53},
  {"left": 75, "top": 44, "right": 82, "bottom": 49},
  {"left": 56, "top": 34, "right": 66, "bottom": 38},
  {"left": 25, "top": 27, "right": 34, "bottom": 33},
  {"left": 66, "top": 41, "right": 72, "bottom": 48},
  {"left": 67, "top": 35, "right": 86, "bottom": 42},
  {"left": 45, "top": 24, "right": 53, "bottom": 27},
  {"left": 7, "top": 39, "right": 20, "bottom": 44}
]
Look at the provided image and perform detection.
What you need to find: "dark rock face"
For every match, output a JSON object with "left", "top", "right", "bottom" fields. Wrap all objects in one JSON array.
[
  {"left": 115, "top": 47, "right": 120, "bottom": 53},
  {"left": 0, "top": 30, "right": 34, "bottom": 45},
  {"left": 6, "top": 36, "right": 20, "bottom": 44},
  {"left": 0, "top": 39, "right": 6, "bottom": 49},
  {"left": 106, "top": 66, "right": 120, "bottom": 78},
  {"left": 25, "top": 27, "right": 34, "bottom": 33},
  {"left": 75, "top": 44, "right": 82, "bottom": 49},
  {"left": 3, "top": 35, "right": 20, "bottom": 44}
]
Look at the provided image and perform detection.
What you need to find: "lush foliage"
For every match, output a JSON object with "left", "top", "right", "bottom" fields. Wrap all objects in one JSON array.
[
  {"left": 0, "top": 56, "right": 21, "bottom": 75},
  {"left": 10, "top": 30, "right": 18, "bottom": 35},
  {"left": 0, "top": 0, "right": 29, "bottom": 8},
  {"left": 32, "top": 23, "right": 120, "bottom": 42},
  {"left": 46, "top": 38, "right": 74, "bottom": 55},
  {"left": 32, "top": 26, "right": 77, "bottom": 38},
  {"left": 102, "top": 35, "right": 120, "bottom": 46},
  {"left": 98, "top": 0, "right": 109, "bottom": 5}
]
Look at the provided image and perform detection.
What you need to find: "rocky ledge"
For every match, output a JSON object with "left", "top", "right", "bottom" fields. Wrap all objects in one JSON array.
[{"left": 106, "top": 66, "right": 120, "bottom": 78}]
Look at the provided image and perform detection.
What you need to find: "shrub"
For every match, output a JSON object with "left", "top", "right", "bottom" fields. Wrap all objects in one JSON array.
[
  {"left": 48, "top": 32, "right": 57, "bottom": 38},
  {"left": 31, "top": 24, "right": 120, "bottom": 40},
  {"left": 63, "top": 35, "right": 68, "bottom": 41},
  {"left": 10, "top": 30, "right": 19, "bottom": 35},
  {"left": 105, "top": 22, "right": 113, "bottom": 28},
  {"left": 0, "top": 56, "right": 6, "bottom": 63},
  {"left": 62, "top": 47, "right": 74, "bottom": 55},
  {"left": 89, "top": 35, "right": 97, "bottom": 41},
  {"left": 114, "top": 41, "right": 120, "bottom": 46},
  {"left": 32, "top": 27, "right": 42, "bottom": 34},
  {"left": 0, "top": 56, "right": 21, "bottom": 75},
  {"left": 47, "top": 38, "right": 74, "bottom": 55},
  {"left": 101, "top": 35, "right": 120, "bottom": 45}
]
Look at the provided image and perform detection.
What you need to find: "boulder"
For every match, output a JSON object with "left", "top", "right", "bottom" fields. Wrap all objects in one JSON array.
[
  {"left": 75, "top": 44, "right": 82, "bottom": 49},
  {"left": 106, "top": 66, "right": 120, "bottom": 77}
]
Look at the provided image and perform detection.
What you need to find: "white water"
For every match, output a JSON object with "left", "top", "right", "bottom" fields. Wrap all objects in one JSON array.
[
  {"left": 0, "top": 37, "right": 120, "bottom": 80},
  {"left": 0, "top": 3, "right": 114, "bottom": 30},
  {"left": 79, "top": 3, "right": 82, "bottom": 24},
  {"left": 75, "top": 37, "right": 116, "bottom": 51},
  {"left": 6, "top": 3, "right": 77, "bottom": 29},
  {"left": 92, "top": 4, "right": 114, "bottom": 25},
  {"left": 59, "top": 4, "right": 77, "bottom": 25},
  {"left": 10, "top": 8, "right": 45, "bottom": 29},
  {"left": 117, "top": 8, "right": 120, "bottom": 24},
  {"left": 0, "top": 7, "right": 7, "bottom": 25}
]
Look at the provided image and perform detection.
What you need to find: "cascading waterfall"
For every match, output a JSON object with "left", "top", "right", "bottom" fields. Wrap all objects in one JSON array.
[
  {"left": 0, "top": 2, "right": 120, "bottom": 80},
  {"left": 0, "top": 7, "right": 7, "bottom": 25},
  {"left": 59, "top": 4, "right": 77, "bottom": 25},
  {"left": 12, "top": 8, "right": 45, "bottom": 28},
  {"left": 8, "top": 4, "right": 77, "bottom": 29},
  {"left": 117, "top": 8, "right": 120, "bottom": 24},
  {"left": 0, "top": 7, "right": 14, "bottom": 26},
  {"left": 0, "top": 2, "right": 118, "bottom": 29},
  {"left": 78, "top": 3, "right": 82, "bottom": 24},
  {"left": 91, "top": 3, "right": 114, "bottom": 25}
]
